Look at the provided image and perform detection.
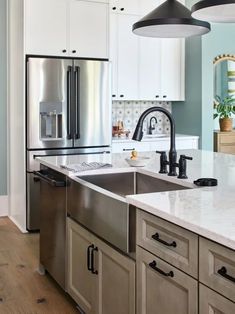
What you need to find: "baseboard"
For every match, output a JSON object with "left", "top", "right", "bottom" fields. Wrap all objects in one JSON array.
[
  {"left": 9, "top": 216, "right": 27, "bottom": 233},
  {"left": 0, "top": 195, "right": 8, "bottom": 216}
]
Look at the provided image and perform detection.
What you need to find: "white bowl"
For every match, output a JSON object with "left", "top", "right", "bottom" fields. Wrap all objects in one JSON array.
[{"left": 125, "top": 157, "right": 150, "bottom": 167}]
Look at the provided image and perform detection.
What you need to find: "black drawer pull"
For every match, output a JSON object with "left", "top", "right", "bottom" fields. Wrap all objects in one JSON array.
[
  {"left": 120, "top": 7, "right": 124, "bottom": 11},
  {"left": 112, "top": 6, "right": 116, "bottom": 10},
  {"left": 62, "top": 49, "right": 67, "bottom": 53},
  {"left": 218, "top": 267, "right": 235, "bottom": 283},
  {"left": 152, "top": 233, "right": 177, "bottom": 248},
  {"left": 91, "top": 246, "right": 98, "bottom": 275},
  {"left": 149, "top": 261, "right": 174, "bottom": 278},
  {"left": 87, "top": 244, "right": 94, "bottom": 271},
  {"left": 123, "top": 148, "right": 135, "bottom": 151}
]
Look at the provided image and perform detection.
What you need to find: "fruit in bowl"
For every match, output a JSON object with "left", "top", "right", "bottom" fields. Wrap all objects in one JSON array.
[{"left": 125, "top": 150, "right": 150, "bottom": 167}]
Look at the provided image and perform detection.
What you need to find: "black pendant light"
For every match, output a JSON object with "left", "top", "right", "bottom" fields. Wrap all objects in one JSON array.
[
  {"left": 132, "top": 0, "right": 211, "bottom": 38},
  {"left": 192, "top": 0, "right": 235, "bottom": 23}
]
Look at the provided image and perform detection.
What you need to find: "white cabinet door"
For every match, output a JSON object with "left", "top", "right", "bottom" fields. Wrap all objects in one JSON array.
[
  {"left": 139, "top": 0, "right": 160, "bottom": 16},
  {"left": 117, "top": 14, "right": 139, "bottom": 100},
  {"left": 110, "top": 0, "right": 139, "bottom": 15},
  {"left": 139, "top": 37, "right": 161, "bottom": 100},
  {"left": 25, "top": 0, "right": 67, "bottom": 56},
  {"left": 161, "top": 38, "right": 185, "bottom": 101},
  {"left": 110, "top": 13, "right": 119, "bottom": 99},
  {"left": 112, "top": 141, "right": 151, "bottom": 153},
  {"left": 69, "top": 0, "right": 109, "bottom": 58}
]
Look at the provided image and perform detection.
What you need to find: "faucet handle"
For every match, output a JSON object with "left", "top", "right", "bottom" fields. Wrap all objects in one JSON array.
[
  {"left": 156, "top": 151, "right": 168, "bottom": 174},
  {"left": 180, "top": 155, "right": 193, "bottom": 161},
  {"left": 178, "top": 155, "right": 193, "bottom": 179}
]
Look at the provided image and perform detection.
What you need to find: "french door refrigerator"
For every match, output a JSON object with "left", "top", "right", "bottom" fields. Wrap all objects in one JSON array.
[{"left": 26, "top": 57, "right": 111, "bottom": 231}]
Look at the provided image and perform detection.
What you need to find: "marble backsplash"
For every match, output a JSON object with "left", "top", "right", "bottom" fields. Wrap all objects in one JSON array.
[{"left": 112, "top": 101, "right": 172, "bottom": 136}]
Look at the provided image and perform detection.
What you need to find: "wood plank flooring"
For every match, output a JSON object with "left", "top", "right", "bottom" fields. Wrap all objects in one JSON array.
[{"left": 0, "top": 217, "right": 79, "bottom": 314}]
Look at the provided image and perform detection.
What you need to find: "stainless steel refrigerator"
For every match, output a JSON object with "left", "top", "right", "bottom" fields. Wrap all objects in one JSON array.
[{"left": 26, "top": 57, "right": 111, "bottom": 231}]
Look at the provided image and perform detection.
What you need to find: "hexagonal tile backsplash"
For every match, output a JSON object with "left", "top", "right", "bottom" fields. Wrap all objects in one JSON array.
[{"left": 112, "top": 101, "right": 172, "bottom": 136}]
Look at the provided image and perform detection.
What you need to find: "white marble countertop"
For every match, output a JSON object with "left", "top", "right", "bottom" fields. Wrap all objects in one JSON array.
[
  {"left": 37, "top": 149, "right": 235, "bottom": 250},
  {"left": 112, "top": 133, "right": 199, "bottom": 143}
]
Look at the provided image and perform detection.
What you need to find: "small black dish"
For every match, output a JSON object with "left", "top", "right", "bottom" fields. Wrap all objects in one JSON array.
[{"left": 194, "top": 178, "right": 218, "bottom": 187}]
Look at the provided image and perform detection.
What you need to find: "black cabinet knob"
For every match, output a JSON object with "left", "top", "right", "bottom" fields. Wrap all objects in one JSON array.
[
  {"left": 72, "top": 50, "right": 77, "bottom": 53},
  {"left": 120, "top": 7, "right": 124, "bottom": 11},
  {"left": 163, "top": 95, "right": 167, "bottom": 98},
  {"left": 112, "top": 7, "right": 116, "bottom": 10},
  {"left": 120, "top": 94, "right": 124, "bottom": 98},
  {"left": 62, "top": 49, "right": 67, "bottom": 53},
  {"left": 112, "top": 94, "right": 116, "bottom": 98},
  {"left": 155, "top": 95, "right": 159, "bottom": 98}
]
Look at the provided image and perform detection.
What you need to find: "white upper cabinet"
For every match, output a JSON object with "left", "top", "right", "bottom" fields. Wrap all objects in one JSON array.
[
  {"left": 25, "top": 0, "right": 67, "bottom": 56},
  {"left": 139, "top": 37, "right": 161, "bottom": 100},
  {"left": 110, "top": 0, "right": 140, "bottom": 15},
  {"left": 139, "top": 0, "right": 160, "bottom": 16},
  {"left": 161, "top": 38, "right": 185, "bottom": 101},
  {"left": 117, "top": 14, "right": 139, "bottom": 100},
  {"left": 110, "top": 13, "right": 139, "bottom": 100},
  {"left": 25, "top": 0, "right": 109, "bottom": 59},
  {"left": 69, "top": 0, "right": 108, "bottom": 58}
]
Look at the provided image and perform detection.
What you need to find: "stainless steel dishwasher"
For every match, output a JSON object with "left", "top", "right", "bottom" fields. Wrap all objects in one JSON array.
[{"left": 34, "top": 166, "right": 67, "bottom": 289}]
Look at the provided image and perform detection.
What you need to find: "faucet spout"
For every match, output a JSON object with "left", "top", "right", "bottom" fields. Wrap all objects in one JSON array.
[{"left": 132, "top": 106, "right": 177, "bottom": 176}]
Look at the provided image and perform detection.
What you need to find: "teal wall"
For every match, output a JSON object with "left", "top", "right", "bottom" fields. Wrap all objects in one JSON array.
[
  {"left": 0, "top": 0, "right": 7, "bottom": 195},
  {"left": 173, "top": 0, "right": 235, "bottom": 151},
  {"left": 201, "top": 23, "right": 235, "bottom": 149},
  {"left": 172, "top": 35, "right": 202, "bottom": 140}
]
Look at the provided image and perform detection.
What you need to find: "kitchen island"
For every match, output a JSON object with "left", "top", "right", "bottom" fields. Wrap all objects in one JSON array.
[{"left": 37, "top": 149, "right": 235, "bottom": 314}]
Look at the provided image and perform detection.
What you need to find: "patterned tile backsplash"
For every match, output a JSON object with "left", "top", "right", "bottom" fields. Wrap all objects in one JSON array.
[{"left": 112, "top": 101, "right": 172, "bottom": 136}]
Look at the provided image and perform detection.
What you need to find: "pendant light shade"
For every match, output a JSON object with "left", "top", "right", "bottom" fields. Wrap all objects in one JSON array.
[
  {"left": 192, "top": 0, "right": 235, "bottom": 23},
  {"left": 132, "top": 0, "right": 211, "bottom": 38}
]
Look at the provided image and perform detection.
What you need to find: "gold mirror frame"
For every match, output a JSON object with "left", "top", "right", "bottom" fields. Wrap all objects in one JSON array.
[
  {"left": 214, "top": 54, "right": 235, "bottom": 65},
  {"left": 213, "top": 54, "right": 235, "bottom": 107}
]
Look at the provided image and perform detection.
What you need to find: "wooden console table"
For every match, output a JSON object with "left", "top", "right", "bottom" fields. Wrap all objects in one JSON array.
[{"left": 214, "top": 130, "right": 235, "bottom": 154}]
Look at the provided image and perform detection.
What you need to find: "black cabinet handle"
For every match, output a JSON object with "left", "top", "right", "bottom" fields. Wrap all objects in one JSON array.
[
  {"left": 62, "top": 49, "right": 67, "bottom": 53},
  {"left": 112, "top": 6, "right": 116, "bottom": 10},
  {"left": 152, "top": 233, "right": 177, "bottom": 248},
  {"left": 155, "top": 95, "right": 159, "bottom": 98},
  {"left": 91, "top": 246, "right": 98, "bottom": 275},
  {"left": 112, "top": 94, "right": 116, "bottom": 98},
  {"left": 149, "top": 261, "right": 174, "bottom": 278},
  {"left": 72, "top": 50, "right": 77, "bottom": 53},
  {"left": 120, "top": 94, "right": 124, "bottom": 98},
  {"left": 163, "top": 95, "right": 167, "bottom": 98},
  {"left": 218, "top": 267, "right": 235, "bottom": 283},
  {"left": 123, "top": 148, "right": 135, "bottom": 152},
  {"left": 87, "top": 244, "right": 94, "bottom": 271},
  {"left": 120, "top": 7, "right": 124, "bottom": 11}
]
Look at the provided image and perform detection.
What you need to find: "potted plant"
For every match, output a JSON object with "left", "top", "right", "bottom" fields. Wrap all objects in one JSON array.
[{"left": 214, "top": 95, "right": 235, "bottom": 132}]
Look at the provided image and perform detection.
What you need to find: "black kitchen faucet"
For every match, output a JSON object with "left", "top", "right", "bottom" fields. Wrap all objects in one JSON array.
[{"left": 132, "top": 106, "right": 192, "bottom": 179}]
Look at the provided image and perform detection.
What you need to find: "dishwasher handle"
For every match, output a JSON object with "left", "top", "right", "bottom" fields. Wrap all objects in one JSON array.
[{"left": 33, "top": 171, "right": 66, "bottom": 187}]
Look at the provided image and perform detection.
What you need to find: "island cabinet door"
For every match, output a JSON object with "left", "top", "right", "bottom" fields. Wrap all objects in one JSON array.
[
  {"left": 95, "top": 236, "right": 136, "bottom": 314},
  {"left": 136, "top": 246, "right": 198, "bottom": 314},
  {"left": 67, "top": 218, "right": 98, "bottom": 314},
  {"left": 199, "top": 284, "right": 235, "bottom": 314}
]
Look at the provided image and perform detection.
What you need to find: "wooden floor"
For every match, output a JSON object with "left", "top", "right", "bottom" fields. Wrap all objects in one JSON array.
[{"left": 0, "top": 217, "right": 79, "bottom": 314}]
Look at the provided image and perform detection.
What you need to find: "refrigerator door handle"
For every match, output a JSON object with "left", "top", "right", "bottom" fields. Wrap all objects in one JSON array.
[
  {"left": 74, "top": 66, "right": 80, "bottom": 140},
  {"left": 67, "top": 66, "right": 73, "bottom": 140}
]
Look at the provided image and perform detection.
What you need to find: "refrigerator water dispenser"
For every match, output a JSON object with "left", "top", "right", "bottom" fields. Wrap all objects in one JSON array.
[{"left": 40, "top": 102, "right": 63, "bottom": 140}]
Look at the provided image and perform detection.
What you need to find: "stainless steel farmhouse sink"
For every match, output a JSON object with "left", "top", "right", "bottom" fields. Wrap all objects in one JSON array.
[{"left": 67, "top": 172, "right": 190, "bottom": 254}]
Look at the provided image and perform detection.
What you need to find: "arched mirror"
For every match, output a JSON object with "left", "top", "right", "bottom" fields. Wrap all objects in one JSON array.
[{"left": 214, "top": 54, "right": 235, "bottom": 104}]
